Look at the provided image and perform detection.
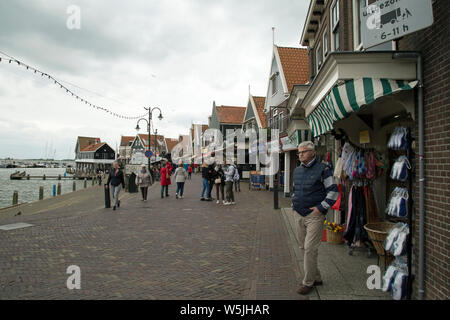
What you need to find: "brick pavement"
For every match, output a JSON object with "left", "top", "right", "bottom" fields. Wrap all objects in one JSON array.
[{"left": 0, "top": 174, "right": 305, "bottom": 300}]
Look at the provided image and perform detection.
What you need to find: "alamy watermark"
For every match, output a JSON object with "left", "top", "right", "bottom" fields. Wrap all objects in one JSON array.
[
  {"left": 66, "top": 265, "right": 81, "bottom": 289},
  {"left": 66, "top": 5, "right": 81, "bottom": 30}
]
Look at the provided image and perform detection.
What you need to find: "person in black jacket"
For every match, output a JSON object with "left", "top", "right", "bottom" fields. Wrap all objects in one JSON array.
[
  {"left": 213, "top": 164, "right": 225, "bottom": 204},
  {"left": 106, "top": 161, "right": 125, "bottom": 211},
  {"left": 205, "top": 162, "right": 215, "bottom": 201}
]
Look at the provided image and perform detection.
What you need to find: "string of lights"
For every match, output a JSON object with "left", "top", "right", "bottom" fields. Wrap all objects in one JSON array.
[{"left": 0, "top": 50, "right": 148, "bottom": 120}]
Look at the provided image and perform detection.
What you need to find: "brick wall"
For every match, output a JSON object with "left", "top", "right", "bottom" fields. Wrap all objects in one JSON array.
[{"left": 397, "top": 0, "right": 450, "bottom": 300}]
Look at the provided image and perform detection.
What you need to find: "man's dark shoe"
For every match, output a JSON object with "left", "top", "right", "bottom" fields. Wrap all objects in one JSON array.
[
  {"left": 200, "top": 198, "right": 205, "bottom": 201},
  {"left": 314, "top": 280, "right": 323, "bottom": 286},
  {"left": 297, "top": 285, "right": 313, "bottom": 295},
  {"left": 113, "top": 206, "right": 116, "bottom": 211},
  {"left": 117, "top": 200, "right": 120, "bottom": 208}
]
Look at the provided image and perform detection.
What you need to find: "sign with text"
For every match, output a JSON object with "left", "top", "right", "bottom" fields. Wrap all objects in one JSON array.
[{"left": 360, "top": 0, "right": 433, "bottom": 49}]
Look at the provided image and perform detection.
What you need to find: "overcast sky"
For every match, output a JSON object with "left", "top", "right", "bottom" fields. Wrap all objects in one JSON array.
[{"left": 0, "top": 0, "right": 308, "bottom": 160}]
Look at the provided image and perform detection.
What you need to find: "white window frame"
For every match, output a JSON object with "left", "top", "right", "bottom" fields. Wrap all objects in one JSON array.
[
  {"left": 271, "top": 76, "right": 278, "bottom": 96},
  {"left": 323, "top": 29, "right": 328, "bottom": 58},
  {"left": 330, "top": 0, "right": 340, "bottom": 52},
  {"left": 316, "top": 42, "right": 323, "bottom": 71},
  {"left": 279, "top": 111, "right": 284, "bottom": 131}
]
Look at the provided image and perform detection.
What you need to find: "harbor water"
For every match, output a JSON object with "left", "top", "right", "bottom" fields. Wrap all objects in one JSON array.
[{"left": 0, "top": 168, "right": 97, "bottom": 209}]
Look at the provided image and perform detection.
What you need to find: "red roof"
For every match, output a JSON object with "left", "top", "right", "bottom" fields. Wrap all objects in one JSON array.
[
  {"left": 216, "top": 106, "right": 246, "bottom": 124},
  {"left": 120, "top": 136, "right": 135, "bottom": 147},
  {"left": 276, "top": 46, "right": 309, "bottom": 92},
  {"left": 138, "top": 134, "right": 165, "bottom": 148},
  {"left": 81, "top": 142, "right": 105, "bottom": 152},
  {"left": 253, "top": 96, "right": 267, "bottom": 128},
  {"left": 77, "top": 136, "right": 101, "bottom": 151},
  {"left": 165, "top": 138, "right": 179, "bottom": 153}
]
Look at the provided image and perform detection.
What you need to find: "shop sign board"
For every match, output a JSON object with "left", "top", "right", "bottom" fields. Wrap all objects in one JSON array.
[{"left": 360, "top": 0, "right": 433, "bottom": 49}]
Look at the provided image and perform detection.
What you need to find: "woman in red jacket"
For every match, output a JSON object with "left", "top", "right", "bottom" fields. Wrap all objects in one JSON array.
[{"left": 160, "top": 161, "right": 171, "bottom": 198}]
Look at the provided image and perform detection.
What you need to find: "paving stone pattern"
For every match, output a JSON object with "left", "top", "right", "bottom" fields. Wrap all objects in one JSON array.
[{"left": 0, "top": 174, "right": 304, "bottom": 300}]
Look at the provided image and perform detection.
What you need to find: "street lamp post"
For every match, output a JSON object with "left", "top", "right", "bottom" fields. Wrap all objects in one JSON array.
[{"left": 135, "top": 107, "right": 163, "bottom": 170}]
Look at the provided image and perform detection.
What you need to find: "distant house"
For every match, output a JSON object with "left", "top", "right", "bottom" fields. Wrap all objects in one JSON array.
[
  {"left": 263, "top": 45, "right": 310, "bottom": 193},
  {"left": 208, "top": 102, "right": 245, "bottom": 162},
  {"left": 74, "top": 136, "right": 115, "bottom": 174},
  {"left": 129, "top": 133, "right": 166, "bottom": 164},
  {"left": 118, "top": 135, "right": 135, "bottom": 165},
  {"left": 242, "top": 95, "right": 267, "bottom": 131}
]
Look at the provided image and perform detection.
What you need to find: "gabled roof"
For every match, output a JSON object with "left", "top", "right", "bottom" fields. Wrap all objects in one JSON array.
[
  {"left": 253, "top": 96, "right": 267, "bottom": 128},
  {"left": 120, "top": 136, "right": 135, "bottom": 147},
  {"left": 276, "top": 46, "right": 309, "bottom": 92},
  {"left": 76, "top": 136, "right": 101, "bottom": 152},
  {"left": 165, "top": 138, "right": 179, "bottom": 153},
  {"left": 137, "top": 134, "right": 165, "bottom": 148},
  {"left": 81, "top": 142, "right": 106, "bottom": 152},
  {"left": 216, "top": 106, "right": 246, "bottom": 124}
]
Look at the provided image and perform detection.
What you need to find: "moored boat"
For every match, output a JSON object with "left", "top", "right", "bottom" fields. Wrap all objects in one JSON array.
[{"left": 10, "top": 171, "right": 26, "bottom": 180}]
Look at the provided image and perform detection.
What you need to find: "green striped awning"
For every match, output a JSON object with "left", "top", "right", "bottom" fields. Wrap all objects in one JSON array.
[{"left": 306, "top": 78, "right": 418, "bottom": 137}]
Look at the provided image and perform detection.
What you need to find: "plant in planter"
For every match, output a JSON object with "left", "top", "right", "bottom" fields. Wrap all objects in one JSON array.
[{"left": 324, "top": 220, "right": 344, "bottom": 244}]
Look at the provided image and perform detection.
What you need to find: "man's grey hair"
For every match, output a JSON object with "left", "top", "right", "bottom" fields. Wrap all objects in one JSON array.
[{"left": 298, "top": 141, "right": 315, "bottom": 151}]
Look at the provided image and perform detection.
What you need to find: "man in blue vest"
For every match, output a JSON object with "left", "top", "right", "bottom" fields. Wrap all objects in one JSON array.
[{"left": 292, "top": 141, "right": 338, "bottom": 295}]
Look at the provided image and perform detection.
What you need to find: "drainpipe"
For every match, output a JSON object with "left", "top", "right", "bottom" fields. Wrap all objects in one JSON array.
[{"left": 393, "top": 52, "right": 424, "bottom": 300}]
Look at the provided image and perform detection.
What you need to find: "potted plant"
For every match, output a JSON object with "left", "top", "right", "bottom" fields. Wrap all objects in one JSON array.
[{"left": 324, "top": 220, "right": 344, "bottom": 244}]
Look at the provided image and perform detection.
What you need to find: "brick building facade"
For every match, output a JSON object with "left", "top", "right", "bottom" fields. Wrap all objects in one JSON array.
[
  {"left": 397, "top": 0, "right": 450, "bottom": 300},
  {"left": 298, "top": 0, "right": 449, "bottom": 300}
]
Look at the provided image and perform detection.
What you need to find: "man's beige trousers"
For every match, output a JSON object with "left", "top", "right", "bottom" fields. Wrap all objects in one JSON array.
[{"left": 297, "top": 212, "right": 325, "bottom": 287}]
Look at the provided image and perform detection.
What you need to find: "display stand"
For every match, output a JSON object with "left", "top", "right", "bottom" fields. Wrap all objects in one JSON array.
[{"left": 387, "top": 127, "right": 414, "bottom": 300}]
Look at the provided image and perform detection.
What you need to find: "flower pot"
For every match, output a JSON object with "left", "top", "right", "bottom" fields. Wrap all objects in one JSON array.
[{"left": 326, "top": 229, "right": 343, "bottom": 244}]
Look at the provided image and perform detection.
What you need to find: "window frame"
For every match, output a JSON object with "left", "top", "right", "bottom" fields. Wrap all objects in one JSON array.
[
  {"left": 323, "top": 29, "right": 328, "bottom": 58},
  {"left": 316, "top": 41, "right": 323, "bottom": 71},
  {"left": 330, "top": 0, "right": 340, "bottom": 52}
]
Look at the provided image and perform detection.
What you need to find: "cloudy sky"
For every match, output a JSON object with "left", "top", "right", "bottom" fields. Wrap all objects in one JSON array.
[{"left": 0, "top": 0, "right": 308, "bottom": 160}]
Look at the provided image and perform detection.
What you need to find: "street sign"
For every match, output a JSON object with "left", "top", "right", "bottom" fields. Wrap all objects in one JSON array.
[
  {"left": 145, "top": 150, "right": 153, "bottom": 158},
  {"left": 360, "top": 0, "right": 433, "bottom": 49}
]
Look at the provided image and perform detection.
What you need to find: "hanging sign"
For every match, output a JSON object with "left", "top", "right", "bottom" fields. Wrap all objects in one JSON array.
[
  {"left": 359, "top": 130, "right": 371, "bottom": 144},
  {"left": 360, "top": 0, "right": 433, "bottom": 49}
]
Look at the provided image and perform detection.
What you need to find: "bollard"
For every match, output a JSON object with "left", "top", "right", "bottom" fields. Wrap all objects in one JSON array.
[
  {"left": 273, "top": 180, "right": 279, "bottom": 210},
  {"left": 57, "top": 183, "right": 61, "bottom": 196},
  {"left": 104, "top": 184, "right": 111, "bottom": 208},
  {"left": 39, "top": 186, "right": 44, "bottom": 200},
  {"left": 27, "top": 174, "right": 30, "bottom": 180},
  {"left": 92, "top": 177, "right": 95, "bottom": 186},
  {"left": 73, "top": 181, "right": 76, "bottom": 191},
  {"left": 13, "top": 191, "right": 18, "bottom": 205},
  {"left": 43, "top": 174, "right": 46, "bottom": 180},
  {"left": 52, "top": 185, "right": 56, "bottom": 197},
  {"left": 84, "top": 178, "right": 87, "bottom": 189},
  {"left": 58, "top": 174, "right": 61, "bottom": 180}
]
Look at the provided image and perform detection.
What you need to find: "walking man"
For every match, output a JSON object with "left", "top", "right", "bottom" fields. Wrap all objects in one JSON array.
[
  {"left": 292, "top": 141, "right": 338, "bottom": 295},
  {"left": 105, "top": 161, "right": 125, "bottom": 211}
]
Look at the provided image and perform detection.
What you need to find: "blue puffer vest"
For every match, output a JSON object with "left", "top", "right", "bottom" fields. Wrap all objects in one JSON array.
[{"left": 292, "top": 158, "right": 328, "bottom": 216}]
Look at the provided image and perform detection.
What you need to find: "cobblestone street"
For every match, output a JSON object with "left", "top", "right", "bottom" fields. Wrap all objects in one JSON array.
[{"left": 0, "top": 174, "right": 304, "bottom": 300}]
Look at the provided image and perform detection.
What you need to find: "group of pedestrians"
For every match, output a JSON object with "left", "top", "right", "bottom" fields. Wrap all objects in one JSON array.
[
  {"left": 200, "top": 161, "right": 240, "bottom": 205},
  {"left": 104, "top": 159, "right": 240, "bottom": 209}
]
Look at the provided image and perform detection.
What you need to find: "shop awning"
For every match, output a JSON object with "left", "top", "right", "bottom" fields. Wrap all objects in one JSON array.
[{"left": 306, "top": 78, "right": 418, "bottom": 137}]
